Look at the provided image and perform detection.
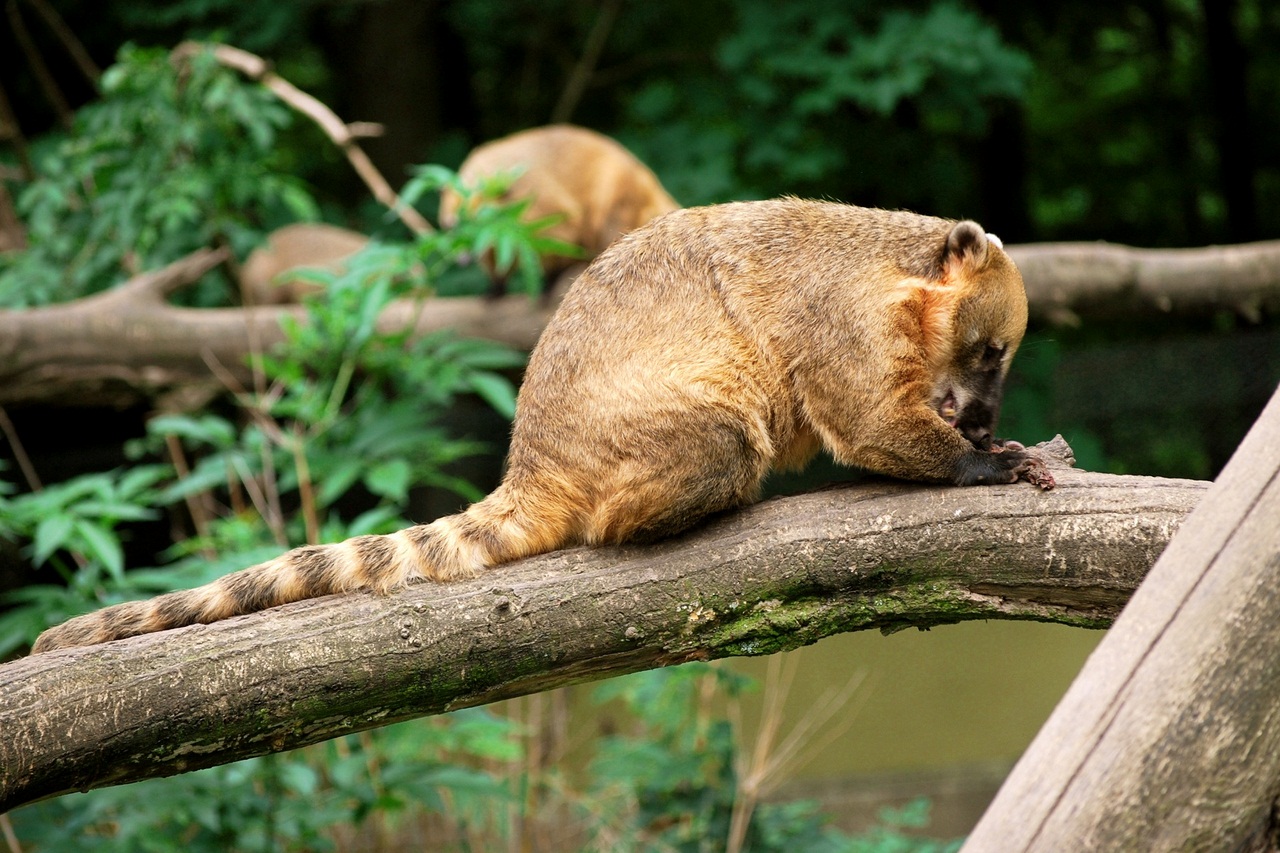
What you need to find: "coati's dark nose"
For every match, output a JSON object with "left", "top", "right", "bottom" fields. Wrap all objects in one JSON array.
[{"left": 962, "top": 425, "right": 993, "bottom": 451}]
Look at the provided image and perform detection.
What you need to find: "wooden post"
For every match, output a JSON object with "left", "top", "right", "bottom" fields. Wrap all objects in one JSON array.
[{"left": 963, "top": 384, "right": 1280, "bottom": 851}]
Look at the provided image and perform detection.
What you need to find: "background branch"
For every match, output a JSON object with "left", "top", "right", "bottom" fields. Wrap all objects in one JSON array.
[
  {"left": 172, "top": 42, "right": 434, "bottom": 236},
  {"left": 1007, "top": 239, "right": 1280, "bottom": 325}
]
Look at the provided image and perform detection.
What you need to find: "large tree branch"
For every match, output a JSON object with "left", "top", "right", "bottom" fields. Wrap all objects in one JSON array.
[
  {"left": 1007, "top": 239, "right": 1280, "bottom": 325},
  {"left": 0, "top": 444, "right": 1206, "bottom": 812},
  {"left": 0, "top": 249, "right": 560, "bottom": 408},
  {"left": 3, "top": 239, "right": 1280, "bottom": 408}
]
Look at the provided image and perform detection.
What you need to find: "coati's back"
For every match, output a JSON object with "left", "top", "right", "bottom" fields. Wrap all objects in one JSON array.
[
  {"left": 438, "top": 124, "right": 679, "bottom": 276},
  {"left": 239, "top": 223, "right": 370, "bottom": 305},
  {"left": 32, "top": 199, "right": 1032, "bottom": 654}
]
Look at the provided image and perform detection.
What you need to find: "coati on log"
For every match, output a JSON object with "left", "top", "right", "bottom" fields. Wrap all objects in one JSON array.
[
  {"left": 32, "top": 198, "right": 1037, "bottom": 653},
  {"left": 438, "top": 124, "right": 679, "bottom": 287}
]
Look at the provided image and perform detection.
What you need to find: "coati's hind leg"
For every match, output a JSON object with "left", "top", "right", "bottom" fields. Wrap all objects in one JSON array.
[{"left": 585, "top": 415, "right": 771, "bottom": 545}]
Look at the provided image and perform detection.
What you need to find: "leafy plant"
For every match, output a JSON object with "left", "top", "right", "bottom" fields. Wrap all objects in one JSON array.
[
  {"left": 621, "top": 0, "right": 1031, "bottom": 211},
  {"left": 401, "top": 164, "right": 585, "bottom": 296},
  {"left": 0, "top": 43, "right": 316, "bottom": 307}
]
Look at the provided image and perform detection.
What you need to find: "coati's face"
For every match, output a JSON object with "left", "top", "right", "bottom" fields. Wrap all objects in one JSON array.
[{"left": 930, "top": 225, "right": 1028, "bottom": 451}]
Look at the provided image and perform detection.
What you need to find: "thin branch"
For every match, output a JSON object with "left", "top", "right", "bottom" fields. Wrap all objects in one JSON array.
[
  {"left": 0, "top": 406, "right": 40, "bottom": 491},
  {"left": 20, "top": 0, "right": 100, "bottom": 86},
  {"left": 5, "top": 0, "right": 72, "bottom": 128},
  {"left": 551, "top": 0, "right": 623, "bottom": 123},
  {"left": 172, "top": 42, "right": 434, "bottom": 236},
  {"left": 0, "top": 178, "right": 26, "bottom": 252},
  {"left": 0, "top": 80, "right": 34, "bottom": 182}
]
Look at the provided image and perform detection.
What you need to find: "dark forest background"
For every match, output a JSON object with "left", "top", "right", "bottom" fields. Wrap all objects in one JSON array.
[{"left": 6, "top": 0, "right": 1275, "bottom": 247}]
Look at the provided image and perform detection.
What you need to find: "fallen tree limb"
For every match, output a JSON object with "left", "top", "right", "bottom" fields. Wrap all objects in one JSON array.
[
  {"left": 4, "top": 239, "right": 1280, "bottom": 408},
  {"left": 0, "top": 444, "right": 1206, "bottom": 812},
  {"left": 1007, "top": 239, "right": 1280, "bottom": 326},
  {"left": 0, "top": 249, "right": 560, "bottom": 408}
]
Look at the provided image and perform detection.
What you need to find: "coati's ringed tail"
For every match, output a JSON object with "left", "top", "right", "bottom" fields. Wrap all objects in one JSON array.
[{"left": 31, "top": 484, "right": 565, "bottom": 653}]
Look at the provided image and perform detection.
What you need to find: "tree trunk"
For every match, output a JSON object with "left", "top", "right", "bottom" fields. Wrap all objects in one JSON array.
[
  {"left": 0, "top": 441, "right": 1206, "bottom": 813},
  {"left": 963, "top": 385, "right": 1280, "bottom": 851}
]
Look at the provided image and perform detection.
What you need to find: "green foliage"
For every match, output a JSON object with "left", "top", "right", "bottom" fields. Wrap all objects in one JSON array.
[
  {"left": 619, "top": 1, "right": 1030, "bottom": 210},
  {"left": 0, "top": 43, "right": 316, "bottom": 307},
  {"left": 10, "top": 710, "right": 520, "bottom": 853},
  {"left": 402, "top": 164, "right": 585, "bottom": 296}
]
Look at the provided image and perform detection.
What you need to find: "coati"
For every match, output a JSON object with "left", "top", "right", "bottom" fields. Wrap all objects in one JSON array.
[
  {"left": 438, "top": 124, "right": 679, "bottom": 288},
  {"left": 240, "top": 223, "right": 370, "bottom": 305},
  {"left": 32, "top": 198, "right": 1035, "bottom": 653}
]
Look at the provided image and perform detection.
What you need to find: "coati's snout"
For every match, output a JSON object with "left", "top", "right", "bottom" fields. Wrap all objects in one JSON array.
[
  {"left": 954, "top": 394, "right": 1000, "bottom": 450},
  {"left": 935, "top": 371, "right": 1006, "bottom": 451},
  {"left": 931, "top": 335, "right": 1008, "bottom": 448}
]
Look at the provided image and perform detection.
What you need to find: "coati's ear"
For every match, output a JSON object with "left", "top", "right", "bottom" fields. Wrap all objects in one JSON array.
[{"left": 944, "top": 221, "right": 989, "bottom": 277}]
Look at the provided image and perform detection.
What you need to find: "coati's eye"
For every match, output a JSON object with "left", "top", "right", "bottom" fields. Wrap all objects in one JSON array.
[{"left": 982, "top": 343, "right": 1005, "bottom": 364}]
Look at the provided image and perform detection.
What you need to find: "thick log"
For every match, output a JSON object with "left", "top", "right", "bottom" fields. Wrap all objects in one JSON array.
[
  {"left": 0, "top": 444, "right": 1205, "bottom": 813},
  {"left": 963, "top": 386, "right": 1280, "bottom": 851}
]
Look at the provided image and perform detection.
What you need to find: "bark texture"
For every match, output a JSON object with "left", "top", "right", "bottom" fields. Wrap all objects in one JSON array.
[
  {"left": 964, "top": 388, "right": 1280, "bottom": 852},
  {"left": 0, "top": 442, "right": 1205, "bottom": 813}
]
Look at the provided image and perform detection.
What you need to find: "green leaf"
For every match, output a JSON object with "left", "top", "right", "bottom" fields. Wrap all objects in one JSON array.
[
  {"left": 315, "top": 457, "right": 365, "bottom": 508},
  {"left": 364, "top": 459, "right": 412, "bottom": 502},
  {"left": 73, "top": 519, "right": 125, "bottom": 581},
  {"left": 32, "top": 515, "right": 74, "bottom": 566},
  {"left": 466, "top": 371, "right": 518, "bottom": 420}
]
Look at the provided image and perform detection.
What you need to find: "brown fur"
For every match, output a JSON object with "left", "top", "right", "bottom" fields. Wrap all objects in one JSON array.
[
  {"left": 438, "top": 125, "right": 679, "bottom": 283},
  {"left": 32, "top": 198, "right": 1029, "bottom": 653},
  {"left": 239, "top": 223, "right": 370, "bottom": 305}
]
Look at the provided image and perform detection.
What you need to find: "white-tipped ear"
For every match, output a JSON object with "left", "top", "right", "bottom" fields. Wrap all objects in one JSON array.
[
  {"left": 944, "top": 220, "right": 989, "bottom": 275},
  {"left": 986, "top": 232, "right": 1003, "bottom": 250}
]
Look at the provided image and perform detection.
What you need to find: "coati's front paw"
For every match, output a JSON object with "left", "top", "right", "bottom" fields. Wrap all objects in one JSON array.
[
  {"left": 952, "top": 441, "right": 1055, "bottom": 490},
  {"left": 952, "top": 444, "right": 1025, "bottom": 486},
  {"left": 990, "top": 439, "right": 1056, "bottom": 490}
]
